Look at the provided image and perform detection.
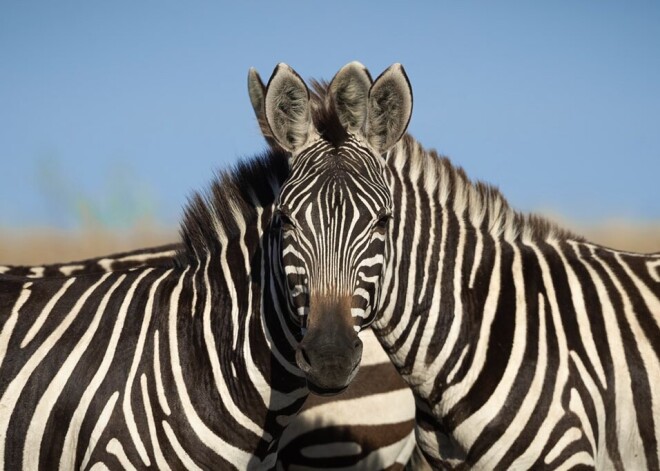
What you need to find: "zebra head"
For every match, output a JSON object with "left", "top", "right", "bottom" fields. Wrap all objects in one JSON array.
[{"left": 253, "top": 62, "right": 412, "bottom": 394}]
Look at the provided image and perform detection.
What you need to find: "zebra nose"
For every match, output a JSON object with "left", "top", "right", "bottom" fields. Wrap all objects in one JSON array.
[
  {"left": 295, "top": 347, "right": 313, "bottom": 374},
  {"left": 295, "top": 335, "right": 363, "bottom": 395}
]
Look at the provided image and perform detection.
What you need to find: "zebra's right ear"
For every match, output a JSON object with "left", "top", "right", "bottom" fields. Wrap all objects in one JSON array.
[
  {"left": 366, "top": 64, "right": 413, "bottom": 154},
  {"left": 329, "top": 61, "right": 373, "bottom": 133},
  {"left": 264, "top": 63, "right": 317, "bottom": 154}
]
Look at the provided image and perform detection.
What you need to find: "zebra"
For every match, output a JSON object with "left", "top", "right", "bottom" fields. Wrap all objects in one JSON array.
[
  {"left": 0, "top": 244, "right": 179, "bottom": 278},
  {"left": 0, "top": 62, "right": 419, "bottom": 470},
  {"left": 254, "top": 61, "right": 660, "bottom": 469},
  {"left": 2, "top": 246, "right": 417, "bottom": 469}
]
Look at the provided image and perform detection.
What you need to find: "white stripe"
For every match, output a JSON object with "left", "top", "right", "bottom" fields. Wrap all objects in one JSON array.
[
  {"left": 162, "top": 421, "right": 204, "bottom": 471},
  {"left": 153, "top": 330, "right": 171, "bottom": 416},
  {"left": 570, "top": 352, "right": 612, "bottom": 468},
  {"left": 648, "top": 259, "right": 660, "bottom": 282},
  {"left": 568, "top": 388, "right": 596, "bottom": 460},
  {"left": 0, "top": 282, "right": 32, "bottom": 369},
  {"left": 421, "top": 199, "right": 468, "bottom": 395},
  {"left": 544, "top": 427, "right": 582, "bottom": 464},
  {"left": 351, "top": 308, "right": 368, "bottom": 318},
  {"left": 106, "top": 438, "right": 137, "bottom": 471},
  {"left": 28, "top": 267, "right": 45, "bottom": 278},
  {"left": 88, "top": 462, "right": 110, "bottom": 471},
  {"left": 25, "top": 275, "right": 127, "bottom": 470},
  {"left": 474, "top": 293, "right": 548, "bottom": 468},
  {"left": 469, "top": 228, "right": 483, "bottom": 289},
  {"left": 445, "top": 346, "right": 468, "bottom": 385},
  {"left": 168, "top": 267, "right": 255, "bottom": 468},
  {"left": 59, "top": 264, "right": 85, "bottom": 276},
  {"left": 0, "top": 274, "right": 110, "bottom": 467},
  {"left": 439, "top": 242, "right": 501, "bottom": 413},
  {"left": 141, "top": 374, "right": 170, "bottom": 470},
  {"left": 592, "top": 249, "right": 655, "bottom": 467},
  {"left": 509, "top": 243, "right": 572, "bottom": 468},
  {"left": 612, "top": 252, "right": 660, "bottom": 469},
  {"left": 572, "top": 242, "right": 644, "bottom": 467},
  {"left": 549, "top": 240, "right": 606, "bottom": 388},
  {"left": 62, "top": 269, "right": 166, "bottom": 469},
  {"left": 284, "top": 265, "right": 306, "bottom": 276},
  {"left": 21, "top": 278, "right": 76, "bottom": 348},
  {"left": 278, "top": 388, "right": 415, "bottom": 449},
  {"left": 80, "top": 391, "right": 120, "bottom": 471},
  {"left": 554, "top": 451, "right": 594, "bottom": 470},
  {"left": 200, "top": 255, "right": 269, "bottom": 440},
  {"left": 120, "top": 270, "right": 172, "bottom": 467},
  {"left": 454, "top": 244, "right": 527, "bottom": 451}
]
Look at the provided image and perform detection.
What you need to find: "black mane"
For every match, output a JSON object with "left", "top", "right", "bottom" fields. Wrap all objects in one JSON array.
[
  {"left": 309, "top": 80, "right": 349, "bottom": 148},
  {"left": 176, "top": 148, "right": 289, "bottom": 265}
]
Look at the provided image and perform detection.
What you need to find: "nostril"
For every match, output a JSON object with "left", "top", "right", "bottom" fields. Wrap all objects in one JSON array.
[
  {"left": 296, "top": 346, "right": 313, "bottom": 373},
  {"left": 354, "top": 338, "right": 363, "bottom": 349},
  {"left": 302, "top": 348, "right": 312, "bottom": 367}
]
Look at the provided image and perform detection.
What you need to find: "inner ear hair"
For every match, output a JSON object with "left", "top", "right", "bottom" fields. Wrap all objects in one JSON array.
[
  {"left": 264, "top": 63, "right": 315, "bottom": 153},
  {"left": 367, "top": 63, "right": 413, "bottom": 154},
  {"left": 329, "top": 61, "right": 373, "bottom": 133}
]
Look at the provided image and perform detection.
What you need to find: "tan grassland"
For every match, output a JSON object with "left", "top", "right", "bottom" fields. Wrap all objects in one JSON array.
[
  {"left": 0, "top": 219, "right": 658, "bottom": 266},
  {"left": 0, "top": 227, "right": 177, "bottom": 265}
]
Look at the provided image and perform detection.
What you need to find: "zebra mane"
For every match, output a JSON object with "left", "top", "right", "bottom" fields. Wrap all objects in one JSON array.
[
  {"left": 178, "top": 77, "right": 576, "bottom": 266},
  {"left": 177, "top": 148, "right": 290, "bottom": 264},
  {"left": 396, "top": 135, "right": 581, "bottom": 243},
  {"left": 257, "top": 79, "right": 349, "bottom": 149}
]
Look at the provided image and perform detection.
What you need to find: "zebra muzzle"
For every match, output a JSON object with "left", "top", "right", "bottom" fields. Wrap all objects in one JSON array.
[{"left": 295, "top": 334, "right": 363, "bottom": 396}]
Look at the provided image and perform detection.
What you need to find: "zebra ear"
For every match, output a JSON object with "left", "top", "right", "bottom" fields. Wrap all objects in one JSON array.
[
  {"left": 248, "top": 68, "right": 266, "bottom": 121},
  {"left": 248, "top": 67, "right": 280, "bottom": 147},
  {"left": 329, "top": 61, "right": 372, "bottom": 133},
  {"left": 366, "top": 63, "right": 413, "bottom": 154},
  {"left": 264, "top": 63, "right": 316, "bottom": 153}
]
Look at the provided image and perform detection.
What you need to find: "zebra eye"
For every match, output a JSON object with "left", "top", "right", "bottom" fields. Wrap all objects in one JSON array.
[
  {"left": 375, "top": 213, "right": 391, "bottom": 229},
  {"left": 278, "top": 211, "right": 296, "bottom": 230}
]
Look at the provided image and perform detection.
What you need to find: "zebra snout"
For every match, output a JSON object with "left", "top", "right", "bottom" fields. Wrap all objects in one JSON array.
[{"left": 296, "top": 335, "right": 363, "bottom": 396}]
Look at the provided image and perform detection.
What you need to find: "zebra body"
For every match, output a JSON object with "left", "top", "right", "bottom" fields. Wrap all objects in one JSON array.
[
  {"left": 253, "top": 62, "right": 660, "bottom": 469},
  {"left": 0, "top": 150, "right": 312, "bottom": 469},
  {"left": 1, "top": 237, "right": 416, "bottom": 470},
  {"left": 374, "top": 137, "right": 660, "bottom": 468},
  {"left": 0, "top": 244, "right": 179, "bottom": 278}
]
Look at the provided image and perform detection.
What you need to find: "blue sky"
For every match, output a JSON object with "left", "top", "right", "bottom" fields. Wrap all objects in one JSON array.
[{"left": 1, "top": 2, "right": 659, "bottom": 229}]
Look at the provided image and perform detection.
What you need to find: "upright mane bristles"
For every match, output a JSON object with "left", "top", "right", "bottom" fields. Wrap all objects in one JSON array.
[
  {"left": 177, "top": 148, "right": 289, "bottom": 265},
  {"left": 395, "top": 135, "right": 580, "bottom": 243},
  {"left": 309, "top": 79, "right": 349, "bottom": 148}
]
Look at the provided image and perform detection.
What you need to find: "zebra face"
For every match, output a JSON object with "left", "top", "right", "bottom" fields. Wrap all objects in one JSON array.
[
  {"left": 276, "top": 138, "right": 392, "bottom": 394},
  {"left": 258, "top": 61, "right": 412, "bottom": 394},
  {"left": 277, "top": 138, "right": 392, "bottom": 328}
]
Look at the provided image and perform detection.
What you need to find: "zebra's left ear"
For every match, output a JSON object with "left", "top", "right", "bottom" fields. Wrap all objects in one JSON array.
[
  {"left": 264, "top": 63, "right": 318, "bottom": 154},
  {"left": 248, "top": 68, "right": 266, "bottom": 122},
  {"left": 366, "top": 64, "right": 413, "bottom": 154},
  {"left": 248, "top": 67, "right": 282, "bottom": 149},
  {"left": 329, "top": 61, "right": 373, "bottom": 133}
]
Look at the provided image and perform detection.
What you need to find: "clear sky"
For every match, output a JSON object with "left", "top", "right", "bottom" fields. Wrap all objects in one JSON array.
[{"left": 1, "top": 2, "right": 659, "bottom": 229}]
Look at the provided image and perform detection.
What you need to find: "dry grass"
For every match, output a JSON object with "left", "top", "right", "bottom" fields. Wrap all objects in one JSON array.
[
  {"left": 572, "top": 221, "right": 660, "bottom": 254},
  {"left": 0, "top": 219, "right": 658, "bottom": 266},
  {"left": 0, "top": 227, "right": 177, "bottom": 265}
]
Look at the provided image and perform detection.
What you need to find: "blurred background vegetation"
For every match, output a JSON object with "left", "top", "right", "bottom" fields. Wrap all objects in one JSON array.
[
  {"left": 1, "top": 155, "right": 658, "bottom": 265},
  {"left": 1, "top": 155, "right": 176, "bottom": 264},
  {"left": 1, "top": 3, "right": 658, "bottom": 264}
]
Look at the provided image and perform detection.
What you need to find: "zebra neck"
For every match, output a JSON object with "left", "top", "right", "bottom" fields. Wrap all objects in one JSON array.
[
  {"left": 374, "top": 135, "right": 577, "bottom": 403},
  {"left": 159, "top": 250, "right": 306, "bottom": 463}
]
